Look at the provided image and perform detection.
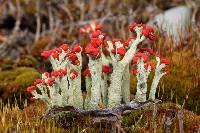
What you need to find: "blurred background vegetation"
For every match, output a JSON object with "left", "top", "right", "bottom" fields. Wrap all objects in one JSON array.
[{"left": 0, "top": 0, "right": 200, "bottom": 132}]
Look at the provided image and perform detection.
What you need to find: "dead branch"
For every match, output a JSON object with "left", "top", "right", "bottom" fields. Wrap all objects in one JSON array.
[
  {"left": 44, "top": 99, "right": 161, "bottom": 119},
  {"left": 43, "top": 99, "right": 161, "bottom": 132}
]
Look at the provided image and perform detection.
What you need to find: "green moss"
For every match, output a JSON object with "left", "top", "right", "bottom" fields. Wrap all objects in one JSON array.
[
  {"left": 0, "top": 67, "right": 40, "bottom": 104},
  {"left": 0, "top": 59, "right": 14, "bottom": 70},
  {"left": 122, "top": 109, "right": 144, "bottom": 128},
  {"left": 15, "top": 55, "right": 39, "bottom": 68},
  {"left": 0, "top": 71, "right": 17, "bottom": 82},
  {"left": 14, "top": 71, "right": 40, "bottom": 91},
  {"left": 14, "top": 67, "right": 39, "bottom": 75}
]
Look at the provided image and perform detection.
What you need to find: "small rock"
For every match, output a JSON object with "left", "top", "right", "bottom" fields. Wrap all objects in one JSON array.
[{"left": 148, "top": 6, "right": 192, "bottom": 43}]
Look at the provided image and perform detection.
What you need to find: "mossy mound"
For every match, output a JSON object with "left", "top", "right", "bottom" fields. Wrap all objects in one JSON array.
[
  {"left": 0, "top": 67, "right": 40, "bottom": 104},
  {"left": 15, "top": 55, "right": 39, "bottom": 68},
  {"left": 122, "top": 102, "right": 200, "bottom": 132}
]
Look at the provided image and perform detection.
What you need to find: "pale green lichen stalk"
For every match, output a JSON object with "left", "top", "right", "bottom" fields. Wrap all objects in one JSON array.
[
  {"left": 149, "top": 57, "right": 167, "bottom": 100},
  {"left": 135, "top": 58, "right": 151, "bottom": 102}
]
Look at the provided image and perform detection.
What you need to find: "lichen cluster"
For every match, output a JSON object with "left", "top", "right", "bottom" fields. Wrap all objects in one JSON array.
[{"left": 26, "top": 22, "right": 169, "bottom": 110}]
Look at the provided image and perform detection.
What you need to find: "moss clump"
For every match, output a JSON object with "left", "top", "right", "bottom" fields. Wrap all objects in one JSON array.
[
  {"left": 0, "top": 58, "right": 14, "bottom": 70},
  {"left": 0, "top": 67, "right": 40, "bottom": 104},
  {"left": 14, "top": 71, "right": 40, "bottom": 91},
  {"left": 122, "top": 102, "right": 200, "bottom": 133},
  {"left": 15, "top": 55, "right": 39, "bottom": 68}
]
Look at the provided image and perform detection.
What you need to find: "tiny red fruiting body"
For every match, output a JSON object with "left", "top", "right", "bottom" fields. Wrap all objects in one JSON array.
[
  {"left": 51, "top": 70, "right": 60, "bottom": 77},
  {"left": 82, "top": 68, "right": 91, "bottom": 77},
  {"left": 27, "top": 86, "right": 36, "bottom": 93},
  {"left": 48, "top": 78, "right": 55, "bottom": 86},
  {"left": 102, "top": 65, "right": 112, "bottom": 74}
]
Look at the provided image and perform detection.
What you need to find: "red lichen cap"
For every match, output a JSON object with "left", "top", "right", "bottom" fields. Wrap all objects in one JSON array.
[
  {"left": 150, "top": 64, "right": 155, "bottom": 71},
  {"left": 123, "top": 37, "right": 135, "bottom": 47},
  {"left": 111, "top": 48, "right": 116, "bottom": 54},
  {"left": 137, "top": 46, "right": 156, "bottom": 56},
  {"left": 60, "top": 43, "right": 69, "bottom": 51},
  {"left": 95, "top": 24, "right": 103, "bottom": 30},
  {"left": 102, "top": 39, "right": 108, "bottom": 47},
  {"left": 43, "top": 72, "right": 49, "bottom": 77},
  {"left": 142, "top": 26, "right": 156, "bottom": 40},
  {"left": 116, "top": 47, "right": 126, "bottom": 56},
  {"left": 82, "top": 68, "right": 91, "bottom": 77},
  {"left": 102, "top": 65, "right": 112, "bottom": 74},
  {"left": 68, "top": 53, "right": 77, "bottom": 61},
  {"left": 112, "top": 47, "right": 126, "bottom": 57},
  {"left": 60, "top": 69, "right": 67, "bottom": 75},
  {"left": 144, "top": 63, "right": 155, "bottom": 71},
  {"left": 48, "top": 78, "right": 55, "bottom": 86},
  {"left": 51, "top": 70, "right": 60, "bottom": 77},
  {"left": 52, "top": 52, "right": 59, "bottom": 60},
  {"left": 145, "top": 48, "right": 155, "bottom": 55},
  {"left": 91, "top": 31, "right": 102, "bottom": 38},
  {"left": 112, "top": 38, "right": 121, "bottom": 44},
  {"left": 132, "top": 70, "right": 138, "bottom": 75},
  {"left": 27, "top": 86, "right": 36, "bottom": 93},
  {"left": 72, "top": 44, "right": 82, "bottom": 53},
  {"left": 133, "top": 53, "right": 148, "bottom": 64},
  {"left": 70, "top": 69, "right": 79, "bottom": 80},
  {"left": 85, "top": 43, "right": 101, "bottom": 58},
  {"left": 55, "top": 48, "right": 62, "bottom": 53},
  {"left": 41, "top": 51, "right": 51, "bottom": 58},
  {"left": 34, "top": 79, "right": 46, "bottom": 85},
  {"left": 91, "top": 38, "right": 102, "bottom": 48},
  {"left": 129, "top": 23, "right": 145, "bottom": 32},
  {"left": 73, "top": 60, "right": 80, "bottom": 66}
]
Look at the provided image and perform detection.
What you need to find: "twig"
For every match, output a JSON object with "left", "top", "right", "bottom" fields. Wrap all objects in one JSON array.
[
  {"left": 177, "top": 100, "right": 185, "bottom": 133},
  {"left": 58, "top": 3, "right": 73, "bottom": 21},
  {"left": 131, "top": 114, "right": 143, "bottom": 130},
  {"left": 35, "top": 0, "right": 41, "bottom": 42},
  {"left": 177, "top": 110, "right": 184, "bottom": 133},
  {"left": 152, "top": 104, "right": 157, "bottom": 133},
  {"left": 47, "top": 2, "right": 54, "bottom": 33}
]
